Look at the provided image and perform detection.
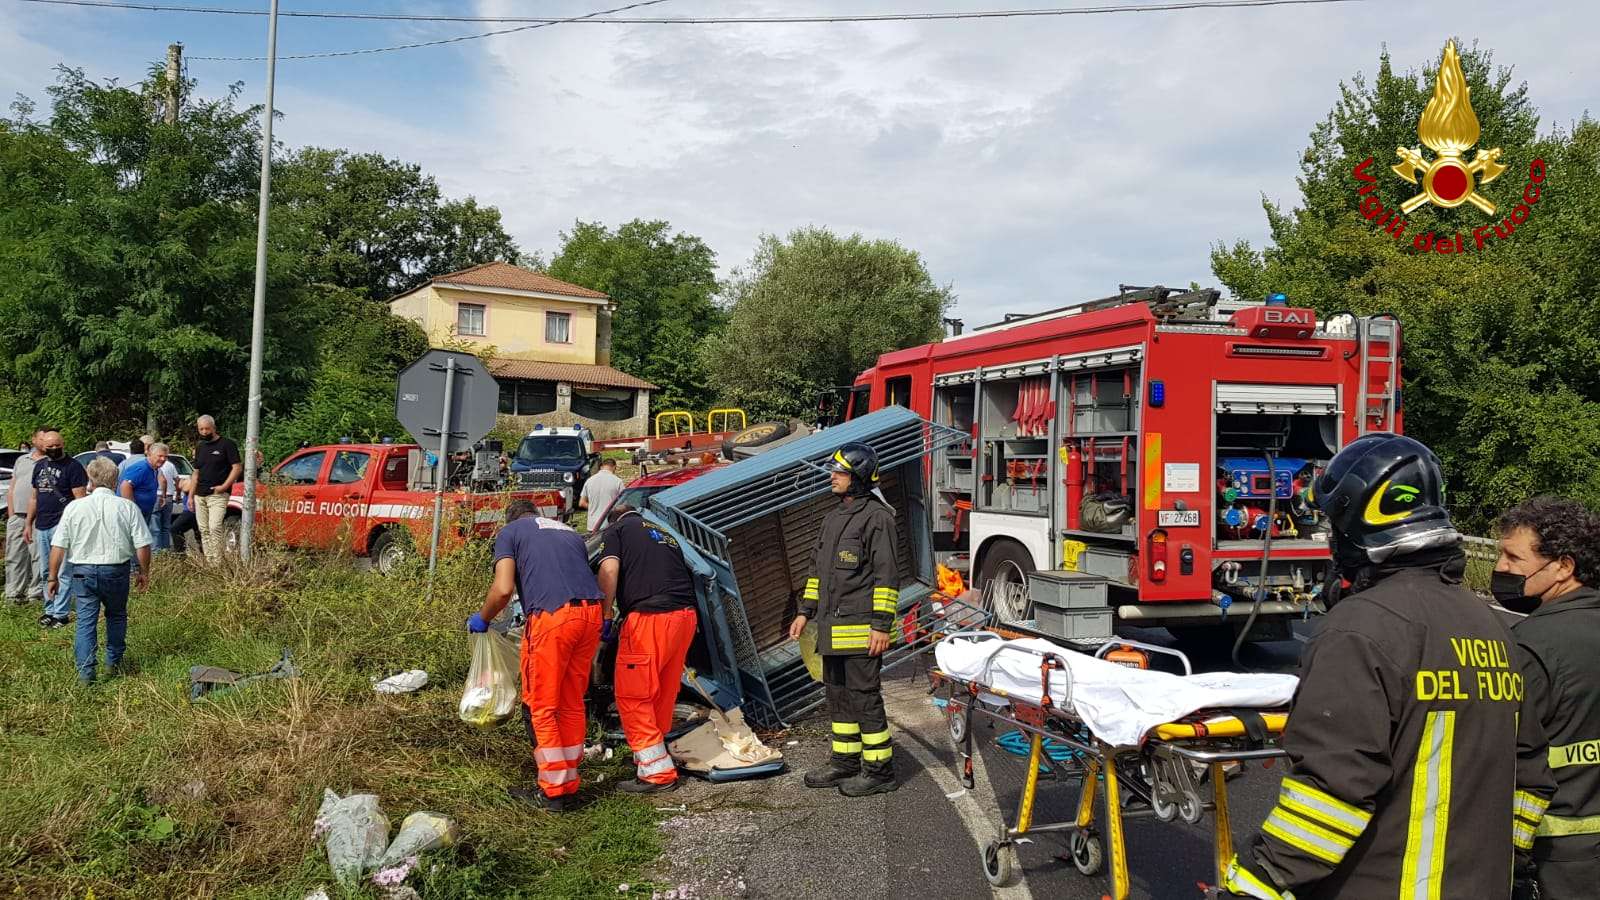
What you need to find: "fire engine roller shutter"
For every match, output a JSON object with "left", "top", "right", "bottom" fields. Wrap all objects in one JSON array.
[{"left": 1214, "top": 383, "right": 1339, "bottom": 416}]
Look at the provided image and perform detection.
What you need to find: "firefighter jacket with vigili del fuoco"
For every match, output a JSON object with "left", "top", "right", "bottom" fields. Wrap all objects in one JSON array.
[
  {"left": 1513, "top": 586, "right": 1600, "bottom": 896},
  {"left": 1222, "top": 553, "right": 1556, "bottom": 900},
  {"left": 799, "top": 495, "right": 899, "bottom": 655}
]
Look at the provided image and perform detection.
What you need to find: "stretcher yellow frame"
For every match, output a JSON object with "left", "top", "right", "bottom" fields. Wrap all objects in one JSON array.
[{"left": 932, "top": 635, "right": 1289, "bottom": 900}]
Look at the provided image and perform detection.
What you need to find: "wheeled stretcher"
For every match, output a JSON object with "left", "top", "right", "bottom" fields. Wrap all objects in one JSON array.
[{"left": 930, "top": 632, "right": 1295, "bottom": 899}]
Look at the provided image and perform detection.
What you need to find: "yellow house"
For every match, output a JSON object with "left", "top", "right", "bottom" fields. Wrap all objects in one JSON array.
[{"left": 388, "top": 262, "right": 657, "bottom": 438}]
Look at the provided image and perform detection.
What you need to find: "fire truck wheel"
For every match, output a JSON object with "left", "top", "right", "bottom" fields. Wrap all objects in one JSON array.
[
  {"left": 369, "top": 530, "right": 405, "bottom": 576},
  {"left": 978, "top": 540, "right": 1035, "bottom": 624},
  {"left": 720, "top": 422, "right": 790, "bottom": 460}
]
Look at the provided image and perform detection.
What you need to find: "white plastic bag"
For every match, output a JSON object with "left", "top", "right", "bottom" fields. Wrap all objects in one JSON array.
[
  {"left": 313, "top": 789, "right": 390, "bottom": 888},
  {"left": 458, "top": 630, "right": 520, "bottom": 728}
]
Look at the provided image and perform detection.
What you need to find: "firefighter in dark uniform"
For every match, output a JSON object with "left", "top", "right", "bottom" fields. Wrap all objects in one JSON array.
[
  {"left": 1221, "top": 433, "right": 1555, "bottom": 899},
  {"left": 1494, "top": 497, "right": 1600, "bottom": 898},
  {"left": 788, "top": 441, "right": 901, "bottom": 797}
]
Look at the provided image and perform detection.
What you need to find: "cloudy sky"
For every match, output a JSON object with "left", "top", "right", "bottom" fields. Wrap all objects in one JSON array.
[{"left": 2, "top": 0, "right": 1594, "bottom": 324}]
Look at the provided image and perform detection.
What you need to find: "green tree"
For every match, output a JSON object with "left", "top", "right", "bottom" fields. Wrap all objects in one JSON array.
[
  {"left": 274, "top": 148, "right": 521, "bottom": 301},
  {"left": 710, "top": 227, "right": 953, "bottom": 419},
  {"left": 0, "top": 65, "right": 320, "bottom": 445},
  {"left": 546, "top": 219, "right": 721, "bottom": 410},
  {"left": 1211, "top": 41, "right": 1600, "bottom": 528}
]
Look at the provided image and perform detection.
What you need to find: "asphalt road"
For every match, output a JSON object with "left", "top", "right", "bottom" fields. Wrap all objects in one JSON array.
[{"left": 974, "top": 625, "right": 1308, "bottom": 900}]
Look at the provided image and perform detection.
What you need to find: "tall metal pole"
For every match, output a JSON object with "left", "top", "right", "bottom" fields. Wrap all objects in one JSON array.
[
  {"left": 426, "top": 357, "right": 458, "bottom": 600},
  {"left": 239, "top": 0, "right": 280, "bottom": 564}
]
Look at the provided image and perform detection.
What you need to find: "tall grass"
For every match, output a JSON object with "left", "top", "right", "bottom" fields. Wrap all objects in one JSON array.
[{"left": 0, "top": 539, "right": 659, "bottom": 899}]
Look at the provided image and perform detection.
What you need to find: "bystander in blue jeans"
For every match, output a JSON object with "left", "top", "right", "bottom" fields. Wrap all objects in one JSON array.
[
  {"left": 148, "top": 504, "right": 172, "bottom": 552},
  {"left": 72, "top": 562, "right": 131, "bottom": 683},
  {"left": 36, "top": 524, "right": 73, "bottom": 621}
]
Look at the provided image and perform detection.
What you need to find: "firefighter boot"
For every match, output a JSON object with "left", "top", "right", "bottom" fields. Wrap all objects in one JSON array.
[
  {"left": 838, "top": 770, "right": 898, "bottom": 797},
  {"left": 803, "top": 761, "right": 859, "bottom": 788}
]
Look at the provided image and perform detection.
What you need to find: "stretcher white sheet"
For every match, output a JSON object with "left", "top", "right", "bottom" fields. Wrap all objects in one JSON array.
[{"left": 934, "top": 635, "right": 1299, "bottom": 747}]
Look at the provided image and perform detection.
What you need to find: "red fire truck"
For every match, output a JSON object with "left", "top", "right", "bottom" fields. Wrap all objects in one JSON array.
[
  {"left": 225, "top": 442, "right": 565, "bottom": 574},
  {"left": 843, "top": 285, "right": 1400, "bottom": 643}
]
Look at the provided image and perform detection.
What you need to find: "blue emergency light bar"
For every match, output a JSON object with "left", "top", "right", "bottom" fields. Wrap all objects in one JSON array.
[{"left": 1266, "top": 292, "right": 1289, "bottom": 306}]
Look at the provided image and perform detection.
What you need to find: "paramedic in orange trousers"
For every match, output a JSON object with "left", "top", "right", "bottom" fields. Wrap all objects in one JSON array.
[
  {"left": 470, "top": 499, "right": 605, "bottom": 812},
  {"left": 596, "top": 503, "right": 699, "bottom": 793}
]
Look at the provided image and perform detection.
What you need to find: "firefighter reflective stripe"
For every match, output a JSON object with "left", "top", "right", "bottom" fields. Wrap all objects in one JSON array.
[
  {"left": 1547, "top": 738, "right": 1600, "bottom": 768},
  {"left": 535, "top": 745, "right": 583, "bottom": 765},
  {"left": 634, "top": 742, "right": 675, "bottom": 778},
  {"left": 1535, "top": 813, "right": 1600, "bottom": 837},
  {"left": 803, "top": 577, "right": 820, "bottom": 602},
  {"left": 1221, "top": 856, "right": 1292, "bottom": 900},
  {"left": 832, "top": 624, "right": 871, "bottom": 650},
  {"left": 872, "top": 585, "right": 898, "bottom": 614},
  {"left": 1262, "top": 807, "right": 1356, "bottom": 865},
  {"left": 1400, "top": 710, "right": 1456, "bottom": 900},
  {"left": 1277, "top": 776, "right": 1372, "bottom": 840},
  {"left": 832, "top": 721, "right": 862, "bottom": 755},
  {"left": 1513, "top": 788, "right": 1549, "bottom": 850},
  {"left": 861, "top": 728, "right": 892, "bottom": 763},
  {"left": 541, "top": 766, "right": 577, "bottom": 785}
]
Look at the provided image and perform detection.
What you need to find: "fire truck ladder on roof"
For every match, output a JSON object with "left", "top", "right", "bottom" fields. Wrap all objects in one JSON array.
[{"left": 1355, "top": 315, "right": 1400, "bottom": 434}]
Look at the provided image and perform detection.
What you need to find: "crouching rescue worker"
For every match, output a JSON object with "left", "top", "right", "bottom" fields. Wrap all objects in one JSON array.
[
  {"left": 596, "top": 503, "right": 699, "bottom": 794},
  {"left": 1220, "top": 433, "right": 1554, "bottom": 899},
  {"left": 470, "top": 499, "right": 604, "bottom": 812},
  {"left": 788, "top": 441, "right": 901, "bottom": 797},
  {"left": 1495, "top": 497, "right": 1600, "bottom": 898}
]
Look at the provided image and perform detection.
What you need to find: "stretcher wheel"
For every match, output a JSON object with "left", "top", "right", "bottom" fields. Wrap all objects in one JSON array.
[
  {"left": 1151, "top": 793, "right": 1177, "bottom": 822},
  {"left": 1179, "top": 790, "right": 1204, "bottom": 825},
  {"left": 1069, "top": 830, "right": 1103, "bottom": 876},
  {"left": 949, "top": 709, "right": 967, "bottom": 745},
  {"left": 982, "top": 840, "right": 1014, "bottom": 887}
]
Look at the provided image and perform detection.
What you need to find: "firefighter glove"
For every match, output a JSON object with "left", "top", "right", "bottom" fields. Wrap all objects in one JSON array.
[{"left": 466, "top": 613, "right": 489, "bottom": 634}]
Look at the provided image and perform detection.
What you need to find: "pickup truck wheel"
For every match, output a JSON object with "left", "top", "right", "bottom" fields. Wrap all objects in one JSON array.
[
  {"left": 369, "top": 530, "right": 405, "bottom": 576},
  {"left": 721, "top": 422, "right": 790, "bottom": 460}
]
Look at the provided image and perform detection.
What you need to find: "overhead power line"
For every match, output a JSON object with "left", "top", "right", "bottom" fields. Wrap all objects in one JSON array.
[{"left": 14, "top": 0, "right": 1370, "bottom": 61}]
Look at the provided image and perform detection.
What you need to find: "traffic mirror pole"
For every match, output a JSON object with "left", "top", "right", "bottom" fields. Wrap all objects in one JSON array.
[
  {"left": 426, "top": 356, "right": 458, "bottom": 600},
  {"left": 239, "top": 0, "right": 279, "bottom": 565}
]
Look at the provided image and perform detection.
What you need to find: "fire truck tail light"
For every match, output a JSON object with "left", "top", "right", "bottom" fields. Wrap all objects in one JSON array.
[{"left": 1148, "top": 529, "right": 1169, "bottom": 583}]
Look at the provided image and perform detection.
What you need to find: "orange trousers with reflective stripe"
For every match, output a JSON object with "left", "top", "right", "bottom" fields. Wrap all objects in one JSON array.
[
  {"left": 521, "top": 602, "right": 603, "bottom": 798},
  {"left": 615, "top": 607, "right": 698, "bottom": 784}
]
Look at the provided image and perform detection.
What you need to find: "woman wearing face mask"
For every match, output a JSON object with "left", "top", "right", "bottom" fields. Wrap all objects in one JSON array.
[{"left": 1497, "top": 496, "right": 1600, "bottom": 899}]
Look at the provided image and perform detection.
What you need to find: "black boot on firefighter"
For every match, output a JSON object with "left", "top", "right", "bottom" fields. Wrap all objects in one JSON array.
[
  {"left": 838, "top": 727, "right": 897, "bottom": 797},
  {"left": 805, "top": 720, "right": 865, "bottom": 787},
  {"left": 804, "top": 761, "right": 859, "bottom": 789}
]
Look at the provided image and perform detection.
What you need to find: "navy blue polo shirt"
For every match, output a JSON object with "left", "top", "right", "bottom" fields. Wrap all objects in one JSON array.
[{"left": 492, "top": 515, "right": 603, "bottom": 616}]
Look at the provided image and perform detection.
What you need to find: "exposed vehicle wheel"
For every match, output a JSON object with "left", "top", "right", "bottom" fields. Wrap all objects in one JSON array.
[
  {"left": 369, "top": 530, "right": 405, "bottom": 576},
  {"left": 978, "top": 540, "right": 1035, "bottom": 625},
  {"left": 982, "top": 840, "right": 1014, "bottom": 887},
  {"left": 1070, "top": 830, "right": 1104, "bottom": 876},
  {"left": 721, "top": 421, "right": 790, "bottom": 460},
  {"left": 224, "top": 515, "right": 241, "bottom": 557}
]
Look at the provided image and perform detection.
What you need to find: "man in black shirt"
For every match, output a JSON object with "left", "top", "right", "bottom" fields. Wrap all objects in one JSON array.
[
  {"left": 191, "top": 415, "right": 241, "bottom": 563},
  {"left": 24, "top": 429, "right": 87, "bottom": 627},
  {"left": 597, "top": 504, "right": 699, "bottom": 793}
]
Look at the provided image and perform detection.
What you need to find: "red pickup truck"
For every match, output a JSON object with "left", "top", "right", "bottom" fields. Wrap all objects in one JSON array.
[{"left": 226, "top": 442, "right": 564, "bottom": 573}]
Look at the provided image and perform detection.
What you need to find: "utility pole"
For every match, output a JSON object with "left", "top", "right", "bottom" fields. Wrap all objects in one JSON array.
[
  {"left": 163, "top": 42, "right": 182, "bottom": 124},
  {"left": 239, "top": 2, "right": 280, "bottom": 564}
]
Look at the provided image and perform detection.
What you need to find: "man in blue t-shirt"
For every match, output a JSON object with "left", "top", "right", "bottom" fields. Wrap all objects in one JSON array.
[
  {"left": 469, "top": 499, "right": 604, "bottom": 812},
  {"left": 26, "top": 429, "right": 88, "bottom": 627},
  {"left": 119, "top": 443, "right": 168, "bottom": 518}
]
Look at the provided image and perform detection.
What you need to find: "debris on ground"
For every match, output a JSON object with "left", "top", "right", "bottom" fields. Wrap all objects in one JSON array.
[
  {"left": 187, "top": 649, "right": 299, "bottom": 701},
  {"left": 372, "top": 669, "right": 429, "bottom": 694},
  {"left": 313, "top": 790, "right": 390, "bottom": 889}
]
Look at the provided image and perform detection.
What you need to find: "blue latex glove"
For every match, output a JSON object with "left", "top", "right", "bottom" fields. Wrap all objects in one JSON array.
[
  {"left": 467, "top": 613, "right": 489, "bottom": 634},
  {"left": 600, "top": 617, "right": 618, "bottom": 643}
]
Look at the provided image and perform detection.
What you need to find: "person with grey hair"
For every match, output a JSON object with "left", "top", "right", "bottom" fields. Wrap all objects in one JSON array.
[
  {"left": 192, "top": 415, "right": 240, "bottom": 563},
  {"left": 50, "top": 457, "right": 152, "bottom": 684},
  {"left": 6, "top": 428, "right": 45, "bottom": 606}
]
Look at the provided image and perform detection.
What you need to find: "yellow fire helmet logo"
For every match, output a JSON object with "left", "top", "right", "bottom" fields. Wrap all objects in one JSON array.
[{"left": 1392, "top": 40, "right": 1507, "bottom": 215}]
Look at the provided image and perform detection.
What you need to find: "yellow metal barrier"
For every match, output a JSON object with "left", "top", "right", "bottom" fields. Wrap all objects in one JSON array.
[
  {"left": 654, "top": 411, "right": 696, "bottom": 438},
  {"left": 707, "top": 407, "right": 747, "bottom": 433}
]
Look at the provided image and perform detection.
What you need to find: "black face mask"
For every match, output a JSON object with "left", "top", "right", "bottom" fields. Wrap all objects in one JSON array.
[
  {"left": 43, "top": 447, "right": 64, "bottom": 460},
  {"left": 1491, "top": 563, "right": 1554, "bottom": 614}
]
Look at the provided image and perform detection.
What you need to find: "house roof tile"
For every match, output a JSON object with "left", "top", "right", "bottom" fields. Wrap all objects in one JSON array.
[
  {"left": 489, "top": 358, "right": 657, "bottom": 391},
  {"left": 414, "top": 261, "right": 609, "bottom": 301}
]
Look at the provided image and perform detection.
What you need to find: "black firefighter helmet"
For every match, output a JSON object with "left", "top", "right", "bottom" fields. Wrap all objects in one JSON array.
[
  {"left": 826, "top": 441, "right": 880, "bottom": 497},
  {"left": 1309, "top": 432, "right": 1458, "bottom": 572}
]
